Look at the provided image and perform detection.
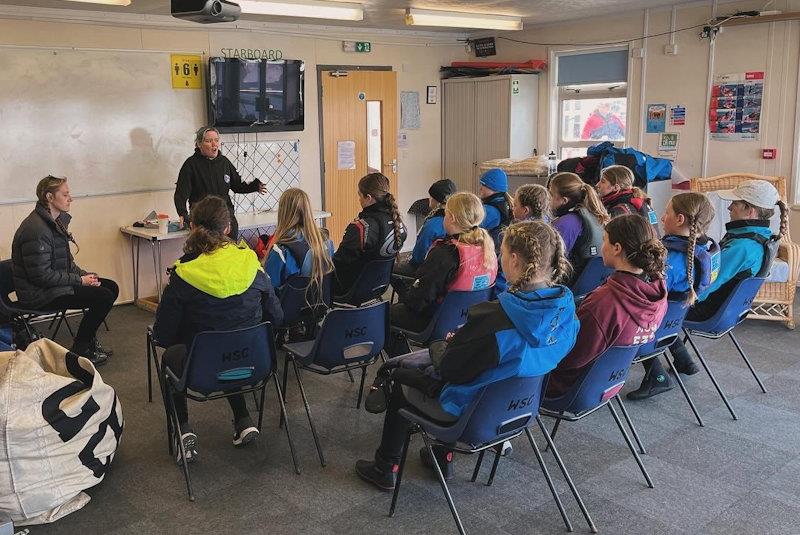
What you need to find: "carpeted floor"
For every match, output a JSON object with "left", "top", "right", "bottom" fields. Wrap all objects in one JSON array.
[{"left": 22, "top": 301, "right": 800, "bottom": 534}]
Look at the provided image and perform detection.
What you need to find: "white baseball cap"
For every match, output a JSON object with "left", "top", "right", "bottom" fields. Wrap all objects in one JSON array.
[{"left": 717, "top": 179, "right": 779, "bottom": 209}]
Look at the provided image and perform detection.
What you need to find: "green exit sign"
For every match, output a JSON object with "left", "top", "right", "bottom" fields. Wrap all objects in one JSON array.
[{"left": 343, "top": 40, "right": 371, "bottom": 53}]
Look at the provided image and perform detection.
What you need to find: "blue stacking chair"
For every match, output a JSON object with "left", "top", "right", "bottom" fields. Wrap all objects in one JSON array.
[
  {"left": 391, "top": 375, "right": 597, "bottom": 535},
  {"left": 335, "top": 257, "right": 395, "bottom": 306},
  {"left": 162, "top": 322, "right": 300, "bottom": 501},
  {"left": 278, "top": 273, "right": 332, "bottom": 338},
  {"left": 681, "top": 277, "right": 767, "bottom": 421},
  {"left": 391, "top": 288, "right": 493, "bottom": 347},
  {"left": 541, "top": 345, "right": 654, "bottom": 489},
  {"left": 282, "top": 300, "right": 389, "bottom": 466},
  {"left": 570, "top": 256, "right": 613, "bottom": 300},
  {"left": 629, "top": 298, "right": 704, "bottom": 427}
]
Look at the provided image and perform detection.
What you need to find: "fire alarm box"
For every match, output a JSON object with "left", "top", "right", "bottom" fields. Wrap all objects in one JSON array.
[{"left": 762, "top": 148, "right": 777, "bottom": 160}]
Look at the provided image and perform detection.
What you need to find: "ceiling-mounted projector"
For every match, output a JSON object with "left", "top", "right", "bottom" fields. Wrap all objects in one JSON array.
[{"left": 171, "top": 0, "right": 240, "bottom": 23}]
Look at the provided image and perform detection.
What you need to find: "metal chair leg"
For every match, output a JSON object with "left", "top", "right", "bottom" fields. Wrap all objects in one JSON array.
[
  {"left": 664, "top": 353, "right": 704, "bottom": 427},
  {"left": 470, "top": 450, "right": 485, "bottom": 482},
  {"left": 543, "top": 417, "right": 562, "bottom": 452},
  {"left": 615, "top": 395, "right": 646, "bottom": 455},
  {"left": 166, "top": 386, "right": 194, "bottom": 501},
  {"left": 257, "top": 385, "right": 267, "bottom": 430},
  {"left": 389, "top": 427, "right": 414, "bottom": 517},
  {"left": 729, "top": 331, "right": 767, "bottom": 393},
  {"left": 103, "top": 318, "right": 110, "bottom": 332},
  {"left": 421, "top": 433, "right": 465, "bottom": 535},
  {"left": 525, "top": 428, "right": 574, "bottom": 533},
  {"left": 346, "top": 369, "right": 355, "bottom": 383},
  {"left": 536, "top": 416, "right": 597, "bottom": 534},
  {"left": 356, "top": 366, "right": 367, "bottom": 409},
  {"left": 291, "top": 358, "right": 326, "bottom": 467},
  {"left": 685, "top": 331, "right": 738, "bottom": 420},
  {"left": 486, "top": 445, "right": 502, "bottom": 486},
  {"left": 146, "top": 331, "right": 153, "bottom": 403},
  {"left": 280, "top": 353, "right": 290, "bottom": 429},
  {"left": 273, "top": 375, "right": 301, "bottom": 475},
  {"left": 608, "top": 403, "right": 654, "bottom": 488}
]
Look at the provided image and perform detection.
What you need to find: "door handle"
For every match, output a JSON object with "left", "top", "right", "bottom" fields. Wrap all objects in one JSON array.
[{"left": 385, "top": 159, "right": 397, "bottom": 174}]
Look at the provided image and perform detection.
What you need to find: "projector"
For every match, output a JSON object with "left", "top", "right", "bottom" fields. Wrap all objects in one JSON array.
[{"left": 171, "top": 0, "right": 240, "bottom": 23}]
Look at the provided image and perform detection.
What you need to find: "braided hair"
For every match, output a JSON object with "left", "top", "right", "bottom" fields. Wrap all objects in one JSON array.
[
  {"left": 359, "top": 173, "right": 404, "bottom": 251},
  {"left": 503, "top": 220, "right": 572, "bottom": 292},
  {"left": 669, "top": 193, "right": 715, "bottom": 304},
  {"left": 514, "top": 184, "right": 551, "bottom": 221},
  {"left": 549, "top": 172, "right": 610, "bottom": 225}
]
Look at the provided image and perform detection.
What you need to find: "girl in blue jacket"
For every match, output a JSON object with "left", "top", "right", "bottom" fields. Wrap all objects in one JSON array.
[
  {"left": 356, "top": 220, "right": 579, "bottom": 491},
  {"left": 478, "top": 168, "right": 513, "bottom": 254},
  {"left": 627, "top": 192, "right": 717, "bottom": 400},
  {"left": 494, "top": 183, "right": 551, "bottom": 296},
  {"left": 264, "top": 188, "right": 334, "bottom": 293},
  {"left": 664, "top": 180, "right": 788, "bottom": 382},
  {"left": 400, "top": 179, "right": 457, "bottom": 274}
]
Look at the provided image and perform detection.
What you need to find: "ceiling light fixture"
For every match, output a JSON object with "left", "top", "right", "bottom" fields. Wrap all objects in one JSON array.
[
  {"left": 405, "top": 8, "right": 522, "bottom": 31},
  {"left": 237, "top": 0, "right": 363, "bottom": 21},
  {"left": 63, "top": 0, "right": 131, "bottom": 5}
]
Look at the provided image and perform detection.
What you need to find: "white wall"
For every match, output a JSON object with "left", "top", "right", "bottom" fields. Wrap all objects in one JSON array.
[{"left": 0, "top": 15, "right": 466, "bottom": 303}]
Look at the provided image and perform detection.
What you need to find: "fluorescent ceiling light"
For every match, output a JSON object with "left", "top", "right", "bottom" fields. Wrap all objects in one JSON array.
[
  {"left": 63, "top": 0, "right": 131, "bottom": 5},
  {"left": 238, "top": 0, "right": 363, "bottom": 21},
  {"left": 405, "top": 8, "right": 522, "bottom": 31}
]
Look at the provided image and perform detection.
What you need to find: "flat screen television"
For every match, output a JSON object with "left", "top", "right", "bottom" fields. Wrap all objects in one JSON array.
[{"left": 207, "top": 57, "right": 304, "bottom": 133}]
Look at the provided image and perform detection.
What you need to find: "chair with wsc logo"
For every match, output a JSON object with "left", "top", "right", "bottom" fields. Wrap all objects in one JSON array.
[
  {"left": 391, "top": 287, "right": 493, "bottom": 349},
  {"left": 540, "top": 345, "right": 654, "bottom": 490},
  {"left": 282, "top": 300, "right": 389, "bottom": 466},
  {"left": 681, "top": 277, "right": 768, "bottom": 421},
  {"left": 277, "top": 273, "right": 332, "bottom": 341},
  {"left": 390, "top": 374, "right": 597, "bottom": 535},
  {"left": 161, "top": 322, "right": 299, "bottom": 501}
]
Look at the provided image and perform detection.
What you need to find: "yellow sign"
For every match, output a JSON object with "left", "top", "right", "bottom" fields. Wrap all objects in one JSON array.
[{"left": 171, "top": 54, "right": 202, "bottom": 89}]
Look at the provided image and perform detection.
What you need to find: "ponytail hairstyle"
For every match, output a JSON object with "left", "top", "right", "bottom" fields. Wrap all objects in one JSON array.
[
  {"left": 549, "top": 172, "right": 610, "bottom": 225},
  {"left": 358, "top": 172, "right": 403, "bottom": 250},
  {"left": 605, "top": 214, "right": 666, "bottom": 280},
  {"left": 747, "top": 200, "right": 789, "bottom": 241},
  {"left": 36, "top": 175, "right": 79, "bottom": 253},
  {"left": 600, "top": 165, "right": 646, "bottom": 199},
  {"left": 184, "top": 195, "right": 232, "bottom": 255},
  {"left": 514, "top": 184, "right": 551, "bottom": 221},
  {"left": 444, "top": 192, "right": 495, "bottom": 270},
  {"left": 502, "top": 220, "right": 572, "bottom": 292},
  {"left": 272, "top": 188, "right": 334, "bottom": 297},
  {"left": 669, "top": 192, "right": 715, "bottom": 305}
]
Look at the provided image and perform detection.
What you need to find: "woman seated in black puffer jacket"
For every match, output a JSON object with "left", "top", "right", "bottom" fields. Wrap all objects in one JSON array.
[{"left": 11, "top": 175, "right": 119, "bottom": 365}]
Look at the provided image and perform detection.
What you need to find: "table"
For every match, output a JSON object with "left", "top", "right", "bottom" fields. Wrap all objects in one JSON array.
[{"left": 121, "top": 210, "right": 332, "bottom": 311}]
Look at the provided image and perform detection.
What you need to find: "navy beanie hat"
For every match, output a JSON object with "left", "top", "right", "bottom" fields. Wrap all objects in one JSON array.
[
  {"left": 479, "top": 168, "right": 508, "bottom": 193},
  {"left": 428, "top": 179, "right": 457, "bottom": 204}
]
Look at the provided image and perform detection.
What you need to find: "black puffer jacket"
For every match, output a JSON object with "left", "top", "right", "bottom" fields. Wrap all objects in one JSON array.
[{"left": 11, "top": 203, "right": 86, "bottom": 309}]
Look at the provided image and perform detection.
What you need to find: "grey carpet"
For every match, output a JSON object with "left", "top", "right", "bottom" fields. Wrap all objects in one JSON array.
[{"left": 24, "top": 301, "right": 800, "bottom": 534}]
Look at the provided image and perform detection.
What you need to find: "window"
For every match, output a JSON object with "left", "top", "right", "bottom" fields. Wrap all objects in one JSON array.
[{"left": 554, "top": 49, "right": 629, "bottom": 160}]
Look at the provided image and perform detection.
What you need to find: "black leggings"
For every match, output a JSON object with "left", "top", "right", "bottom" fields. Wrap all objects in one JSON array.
[
  {"left": 161, "top": 344, "right": 250, "bottom": 428},
  {"left": 41, "top": 278, "right": 118, "bottom": 348}
]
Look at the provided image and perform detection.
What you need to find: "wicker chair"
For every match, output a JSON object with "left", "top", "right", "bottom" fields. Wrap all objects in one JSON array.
[{"left": 690, "top": 173, "right": 799, "bottom": 329}]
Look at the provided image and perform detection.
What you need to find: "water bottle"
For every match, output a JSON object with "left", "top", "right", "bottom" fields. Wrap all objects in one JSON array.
[{"left": 547, "top": 151, "right": 557, "bottom": 176}]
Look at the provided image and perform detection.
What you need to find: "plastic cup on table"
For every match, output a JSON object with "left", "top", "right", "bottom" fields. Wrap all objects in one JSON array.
[{"left": 158, "top": 218, "right": 169, "bottom": 235}]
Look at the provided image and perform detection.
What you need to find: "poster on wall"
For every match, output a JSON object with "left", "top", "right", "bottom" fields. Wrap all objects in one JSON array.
[
  {"left": 670, "top": 105, "right": 686, "bottom": 126},
  {"left": 646, "top": 104, "right": 667, "bottom": 133},
  {"left": 657, "top": 132, "right": 679, "bottom": 161},
  {"left": 709, "top": 72, "right": 764, "bottom": 141}
]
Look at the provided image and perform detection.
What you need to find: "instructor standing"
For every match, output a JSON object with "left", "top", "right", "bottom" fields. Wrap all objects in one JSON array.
[{"left": 175, "top": 126, "right": 266, "bottom": 239}]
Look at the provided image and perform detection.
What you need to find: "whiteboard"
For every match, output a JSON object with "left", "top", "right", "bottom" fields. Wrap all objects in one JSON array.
[{"left": 0, "top": 47, "right": 206, "bottom": 203}]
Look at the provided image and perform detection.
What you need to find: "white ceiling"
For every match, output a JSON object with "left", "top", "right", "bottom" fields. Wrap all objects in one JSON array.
[{"left": 0, "top": 0, "right": 689, "bottom": 31}]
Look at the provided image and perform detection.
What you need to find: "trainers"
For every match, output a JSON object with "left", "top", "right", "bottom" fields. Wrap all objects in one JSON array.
[
  {"left": 355, "top": 459, "right": 397, "bottom": 491},
  {"left": 94, "top": 338, "right": 113, "bottom": 357},
  {"left": 500, "top": 440, "right": 513, "bottom": 457},
  {"left": 233, "top": 417, "right": 259, "bottom": 447},
  {"left": 71, "top": 344, "right": 109, "bottom": 367},
  {"left": 627, "top": 373, "right": 675, "bottom": 400},
  {"left": 419, "top": 446, "right": 454, "bottom": 480},
  {"left": 176, "top": 432, "right": 198, "bottom": 464}
]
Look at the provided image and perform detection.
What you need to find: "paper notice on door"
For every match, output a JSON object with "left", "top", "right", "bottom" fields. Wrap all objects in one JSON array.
[{"left": 337, "top": 140, "right": 356, "bottom": 170}]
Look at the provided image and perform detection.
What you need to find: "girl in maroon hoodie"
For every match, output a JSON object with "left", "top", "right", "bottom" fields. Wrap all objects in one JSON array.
[{"left": 546, "top": 213, "right": 668, "bottom": 398}]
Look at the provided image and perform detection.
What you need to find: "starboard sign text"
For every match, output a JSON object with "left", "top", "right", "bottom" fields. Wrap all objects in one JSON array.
[{"left": 220, "top": 48, "right": 284, "bottom": 60}]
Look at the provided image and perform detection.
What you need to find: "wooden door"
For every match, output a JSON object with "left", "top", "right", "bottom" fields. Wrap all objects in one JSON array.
[
  {"left": 321, "top": 70, "right": 398, "bottom": 246},
  {"left": 442, "top": 79, "right": 476, "bottom": 192},
  {"left": 474, "top": 78, "right": 511, "bottom": 190}
]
